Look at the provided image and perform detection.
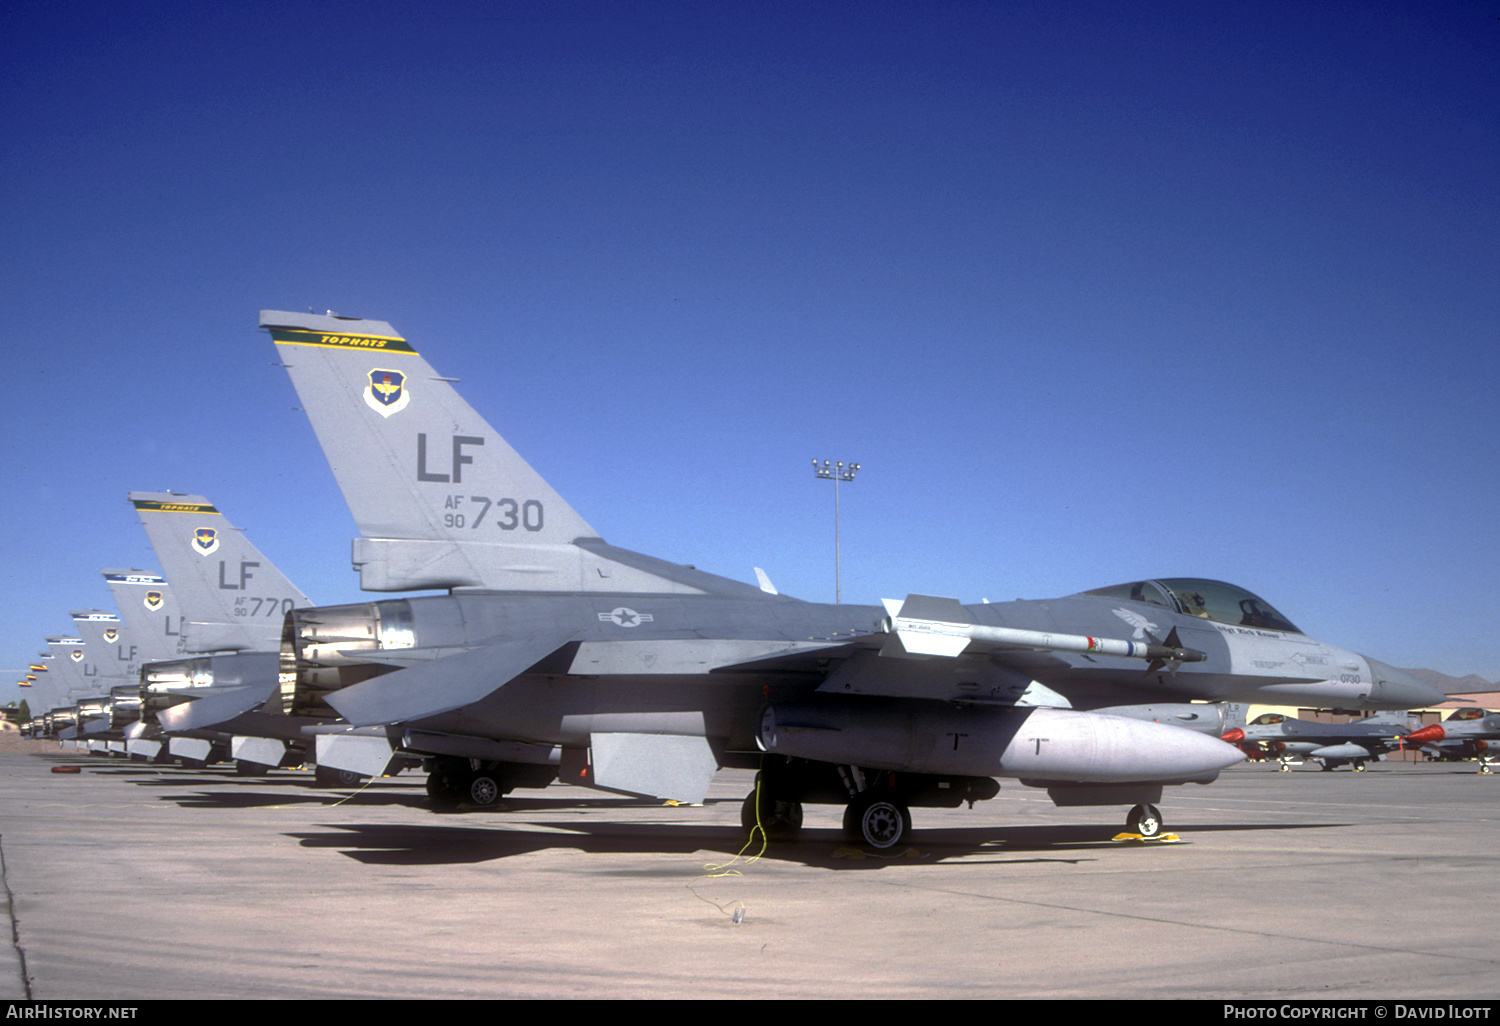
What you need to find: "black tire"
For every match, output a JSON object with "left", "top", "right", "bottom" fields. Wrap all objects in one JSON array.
[
  {"left": 843, "top": 794, "right": 912, "bottom": 850},
  {"left": 466, "top": 772, "right": 507, "bottom": 807},
  {"left": 741, "top": 790, "right": 804, "bottom": 842},
  {"left": 1126, "top": 803, "right": 1163, "bottom": 838},
  {"left": 425, "top": 769, "right": 463, "bottom": 807},
  {"left": 315, "top": 765, "right": 363, "bottom": 787}
]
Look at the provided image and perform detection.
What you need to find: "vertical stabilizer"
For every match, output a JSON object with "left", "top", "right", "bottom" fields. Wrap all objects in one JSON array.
[
  {"left": 43, "top": 637, "right": 88, "bottom": 703},
  {"left": 263, "top": 310, "right": 712, "bottom": 595},
  {"left": 69, "top": 610, "right": 134, "bottom": 688},
  {"left": 102, "top": 569, "right": 187, "bottom": 662},
  {"left": 129, "top": 493, "right": 310, "bottom": 652}
]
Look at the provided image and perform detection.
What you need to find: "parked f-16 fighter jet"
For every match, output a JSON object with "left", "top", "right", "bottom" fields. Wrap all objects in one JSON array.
[
  {"left": 128, "top": 492, "right": 407, "bottom": 783},
  {"left": 1403, "top": 709, "right": 1500, "bottom": 773},
  {"left": 261, "top": 309, "right": 1446, "bottom": 847},
  {"left": 1221, "top": 709, "right": 1423, "bottom": 771}
]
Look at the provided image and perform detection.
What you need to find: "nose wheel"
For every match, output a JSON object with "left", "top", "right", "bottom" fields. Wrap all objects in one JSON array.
[{"left": 1126, "top": 803, "right": 1163, "bottom": 838}]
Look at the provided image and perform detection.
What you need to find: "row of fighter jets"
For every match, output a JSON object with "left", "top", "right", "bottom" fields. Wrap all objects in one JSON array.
[
  {"left": 17, "top": 309, "right": 1483, "bottom": 849},
  {"left": 1223, "top": 707, "right": 1500, "bottom": 773}
]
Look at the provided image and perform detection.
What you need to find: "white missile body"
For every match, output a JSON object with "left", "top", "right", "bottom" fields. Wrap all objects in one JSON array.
[{"left": 877, "top": 603, "right": 1205, "bottom": 664}]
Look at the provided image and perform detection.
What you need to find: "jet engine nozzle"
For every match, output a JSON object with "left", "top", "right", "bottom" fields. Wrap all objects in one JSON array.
[{"left": 280, "top": 601, "right": 413, "bottom": 717}]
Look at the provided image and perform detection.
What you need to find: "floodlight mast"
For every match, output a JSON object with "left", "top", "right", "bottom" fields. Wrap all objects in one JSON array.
[{"left": 812, "top": 459, "right": 860, "bottom": 604}]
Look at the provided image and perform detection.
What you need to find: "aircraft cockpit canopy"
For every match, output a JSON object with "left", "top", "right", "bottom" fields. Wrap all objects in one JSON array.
[
  {"left": 1083, "top": 578, "right": 1302, "bottom": 634},
  {"left": 1449, "top": 708, "right": 1492, "bottom": 721},
  {"left": 1250, "top": 713, "right": 1287, "bottom": 726}
]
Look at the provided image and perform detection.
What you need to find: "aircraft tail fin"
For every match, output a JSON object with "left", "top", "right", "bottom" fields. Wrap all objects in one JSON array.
[
  {"left": 264, "top": 310, "right": 723, "bottom": 595},
  {"left": 102, "top": 570, "right": 186, "bottom": 663},
  {"left": 129, "top": 493, "right": 310, "bottom": 653},
  {"left": 1218, "top": 702, "right": 1249, "bottom": 733},
  {"left": 1359, "top": 707, "right": 1421, "bottom": 730}
]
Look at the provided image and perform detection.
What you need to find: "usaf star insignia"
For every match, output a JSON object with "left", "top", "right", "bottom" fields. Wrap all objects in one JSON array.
[{"left": 599, "top": 608, "right": 654, "bottom": 627}]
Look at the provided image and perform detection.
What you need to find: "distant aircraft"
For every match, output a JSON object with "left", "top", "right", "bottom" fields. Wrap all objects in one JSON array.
[
  {"left": 262, "top": 309, "right": 1447, "bottom": 847},
  {"left": 57, "top": 610, "right": 137, "bottom": 750},
  {"left": 1221, "top": 709, "right": 1422, "bottom": 771},
  {"left": 127, "top": 493, "right": 309, "bottom": 772},
  {"left": 1402, "top": 709, "right": 1500, "bottom": 773},
  {"left": 127, "top": 492, "right": 401, "bottom": 783}
]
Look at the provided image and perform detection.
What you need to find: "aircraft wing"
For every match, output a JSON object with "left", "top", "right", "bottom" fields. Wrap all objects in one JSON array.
[{"left": 325, "top": 632, "right": 578, "bottom": 727}]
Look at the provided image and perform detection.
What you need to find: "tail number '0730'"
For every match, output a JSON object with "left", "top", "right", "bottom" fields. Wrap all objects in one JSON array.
[{"left": 442, "top": 494, "right": 544, "bottom": 532}]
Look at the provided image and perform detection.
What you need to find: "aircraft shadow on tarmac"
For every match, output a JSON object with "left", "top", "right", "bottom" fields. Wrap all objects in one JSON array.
[
  {"left": 279, "top": 814, "right": 1352, "bottom": 870},
  {"left": 48, "top": 760, "right": 1353, "bottom": 869}
]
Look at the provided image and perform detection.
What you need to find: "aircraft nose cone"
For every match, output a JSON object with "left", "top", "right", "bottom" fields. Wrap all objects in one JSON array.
[
  {"left": 1364, "top": 658, "right": 1448, "bottom": 709},
  {"left": 1220, "top": 728, "right": 1246, "bottom": 744}
]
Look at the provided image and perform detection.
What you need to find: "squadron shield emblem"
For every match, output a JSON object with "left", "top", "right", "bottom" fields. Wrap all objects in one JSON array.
[
  {"left": 144, "top": 591, "right": 163, "bottom": 611},
  {"left": 103, "top": 629, "right": 119, "bottom": 644},
  {"left": 194, "top": 528, "right": 219, "bottom": 556},
  {"left": 364, "top": 369, "right": 409, "bottom": 417}
]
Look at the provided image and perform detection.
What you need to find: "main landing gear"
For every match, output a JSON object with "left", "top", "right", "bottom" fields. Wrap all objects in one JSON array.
[
  {"left": 424, "top": 755, "right": 557, "bottom": 809},
  {"left": 742, "top": 782, "right": 914, "bottom": 850},
  {"left": 741, "top": 760, "right": 985, "bottom": 851},
  {"left": 740, "top": 765, "right": 917, "bottom": 850},
  {"left": 742, "top": 758, "right": 1168, "bottom": 848}
]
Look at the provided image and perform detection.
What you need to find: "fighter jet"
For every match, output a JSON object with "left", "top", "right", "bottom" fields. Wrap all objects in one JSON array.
[
  {"left": 126, "top": 493, "right": 313, "bottom": 772},
  {"left": 1221, "top": 709, "right": 1423, "bottom": 771},
  {"left": 1402, "top": 709, "right": 1500, "bottom": 773},
  {"left": 262, "top": 309, "right": 1447, "bottom": 847},
  {"left": 127, "top": 493, "right": 401, "bottom": 783},
  {"left": 57, "top": 611, "right": 141, "bottom": 752}
]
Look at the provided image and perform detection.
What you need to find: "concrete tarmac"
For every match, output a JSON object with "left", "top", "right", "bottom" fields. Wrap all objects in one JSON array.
[{"left": 3, "top": 740, "right": 1500, "bottom": 1000}]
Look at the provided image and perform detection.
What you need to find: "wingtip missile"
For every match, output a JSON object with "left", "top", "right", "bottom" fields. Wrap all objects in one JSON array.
[{"left": 876, "top": 605, "right": 1207, "bottom": 664}]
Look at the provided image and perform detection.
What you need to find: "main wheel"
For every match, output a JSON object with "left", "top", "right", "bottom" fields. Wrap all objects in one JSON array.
[
  {"left": 741, "top": 789, "right": 804, "bottom": 842},
  {"left": 1126, "top": 803, "right": 1163, "bottom": 838},
  {"left": 315, "top": 764, "right": 363, "bottom": 787},
  {"left": 426, "top": 756, "right": 465, "bottom": 804},
  {"left": 843, "top": 794, "right": 912, "bottom": 850},
  {"left": 466, "top": 771, "right": 508, "bottom": 807}
]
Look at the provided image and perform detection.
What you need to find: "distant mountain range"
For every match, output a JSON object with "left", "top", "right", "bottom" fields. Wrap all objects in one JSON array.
[{"left": 1407, "top": 668, "right": 1498, "bottom": 701}]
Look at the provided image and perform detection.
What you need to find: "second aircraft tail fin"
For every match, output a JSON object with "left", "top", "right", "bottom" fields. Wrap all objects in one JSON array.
[{"left": 129, "top": 493, "right": 310, "bottom": 653}]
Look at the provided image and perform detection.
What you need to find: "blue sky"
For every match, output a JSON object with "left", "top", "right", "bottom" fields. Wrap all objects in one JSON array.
[{"left": 4, "top": 0, "right": 1498, "bottom": 708}]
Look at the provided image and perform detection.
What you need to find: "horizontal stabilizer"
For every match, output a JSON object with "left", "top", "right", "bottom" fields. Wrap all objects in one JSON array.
[
  {"left": 157, "top": 680, "right": 278, "bottom": 733},
  {"left": 326, "top": 633, "right": 576, "bottom": 727}
]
